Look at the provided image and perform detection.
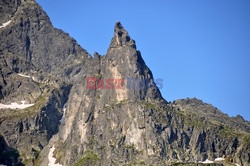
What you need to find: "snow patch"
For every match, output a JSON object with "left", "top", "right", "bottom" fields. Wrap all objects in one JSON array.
[
  {"left": 235, "top": 164, "right": 241, "bottom": 166},
  {"left": 0, "top": 20, "right": 12, "bottom": 29},
  {"left": 0, "top": 101, "right": 34, "bottom": 109},
  {"left": 60, "top": 104, "right": 66, "bottom": 123},
  {"left": 48, "top": 145, "right": 63, "bottom": 166},
  {"left": 18, "top": 73, "right": 36, "bottom": 81},
  {"left": 215, "top": 157, "right": 225, "bottom": 161},
  {"left": 18, "top": 73, "right": 31, "bottom": 78},
  {"left": 202, "top": 159, "right": 214, "bottom": 164},
  {"left": 0, "top": 164, "right": 7, "bottom": 166}
]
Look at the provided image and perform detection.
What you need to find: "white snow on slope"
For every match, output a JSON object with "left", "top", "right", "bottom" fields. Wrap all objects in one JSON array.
[
  {"left": 60, "top": 104, "right": 66, "bottom": 123},
  {"left": 199, "top": 157, "right": 240, "bottom": 165},
  {"left": 0, "top": 101, "right": 34, "bottom": 109},
  {"left": 18, "top": 73, "right": 31, "bottom": 78},
  {"left": 0, "top": 20, "right": 12, "bottom": 29},
  {"left": 215, "top": 157, "right": 225, "bottom": 161},
  {"left": 202, "top": 159, "right": 214, "bottom": 164},
  {"left": 18, "top": 73, "right": 36, "bottom": 81},
  {"left": 48, "top": 145, "right": 63, "bottom": 166}
]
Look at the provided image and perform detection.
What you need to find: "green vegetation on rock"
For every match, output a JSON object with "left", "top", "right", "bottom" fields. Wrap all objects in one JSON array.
[
  {"left": 125, "top": 159, "right": 146, "bottom": 166},
  {"left": 0, "top": 90, "right": 51, "bottom": 120},
  {"left": 75, "top": 150, "right": 100, "bottom": 166}
]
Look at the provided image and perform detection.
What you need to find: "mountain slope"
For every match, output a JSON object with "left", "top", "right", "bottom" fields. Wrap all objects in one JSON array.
[
  {"left": 0, "top": 0, "right": 90, "bottom": 165},
  {"left": 39, "top": 23, "right": 249, "bottom": 166},
  {"left": 0, "top": 0, "right": 249, "bottom": 166}
]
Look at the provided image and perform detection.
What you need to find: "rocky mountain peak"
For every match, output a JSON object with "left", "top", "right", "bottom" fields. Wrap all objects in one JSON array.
[
  {"left": 115, "top": 21, "right": 123, "bottom": 29},
  {"left": 102, "top": 22, "right": 163, "bottom": 103},
  {"left": 109, "top": 21, "right": 136, "bottom": 49},
  {"left": 234, "top": 114, "right": 245, "bottom": 122}
]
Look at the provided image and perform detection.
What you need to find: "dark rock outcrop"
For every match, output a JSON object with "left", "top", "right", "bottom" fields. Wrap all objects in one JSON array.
[
  {"left": 0, "top": 0, "right": 21, "bottom": 25},
  {"left": 0, "top": 135, "right": 23, "bottom": 166}
]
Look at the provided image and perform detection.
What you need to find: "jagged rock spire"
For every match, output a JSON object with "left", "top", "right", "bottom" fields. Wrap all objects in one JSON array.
[{"left": 109, "top": 22, "right": 136, "bottom": 49}]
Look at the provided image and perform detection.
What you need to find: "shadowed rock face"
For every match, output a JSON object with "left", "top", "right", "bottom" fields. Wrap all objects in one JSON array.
[
  {"left": 0, "top": 135, "right": 24, "bottom": 166},
  {"left": 0, "top": 0, "right": 21, "bottom": 25},
  {"left": 0, "top": 0, "right": 249, "bottom": 166}
]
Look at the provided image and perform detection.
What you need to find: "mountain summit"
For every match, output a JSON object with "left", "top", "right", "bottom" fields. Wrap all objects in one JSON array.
[
  {"left": 0, "top": 0, "right": 249, "bottom": 166},
  {"left": 109, "top": 22, "right": 136, "bottom": 48}
]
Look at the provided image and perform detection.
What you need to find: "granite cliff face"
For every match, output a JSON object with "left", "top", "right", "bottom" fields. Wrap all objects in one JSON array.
[{"left": 0, "top": 0, "right": 249, "bottom": 166}]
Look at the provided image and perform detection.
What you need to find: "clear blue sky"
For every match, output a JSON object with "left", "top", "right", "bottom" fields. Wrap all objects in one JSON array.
[{"left": 36, "top": 0, "right": 250, "bottom": 121}]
